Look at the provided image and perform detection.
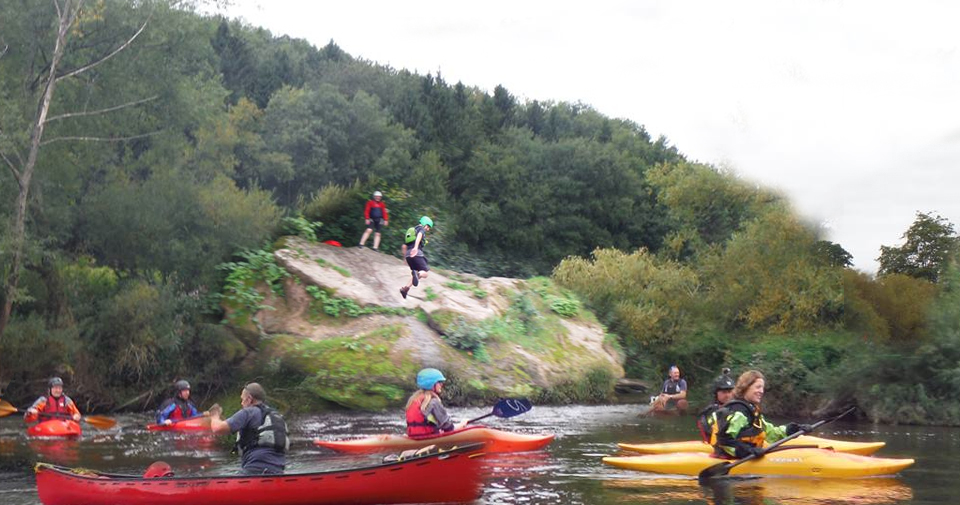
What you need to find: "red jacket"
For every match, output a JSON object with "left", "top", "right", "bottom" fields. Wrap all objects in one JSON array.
[{"left": 363, "top": 200, "right": 388, "bottom": 221}]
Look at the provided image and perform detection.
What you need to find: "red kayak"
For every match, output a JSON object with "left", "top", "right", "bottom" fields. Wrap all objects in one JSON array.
[
  {"left": 28, "top": 420, "right": 82, "bottom": 438},
  {"left": 314, "top": 425, "right": 555, "bottom": 454},
  {"left": 35, "top": 444, "right": 485, "bottom": 505},
  {"left": 146, "top": 417, "right": 210, "bottom": 432}
]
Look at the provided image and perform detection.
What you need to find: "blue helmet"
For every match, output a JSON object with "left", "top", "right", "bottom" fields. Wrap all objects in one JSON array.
[{"left": 416, "top": 368, "right": 446, "bottom": 390}]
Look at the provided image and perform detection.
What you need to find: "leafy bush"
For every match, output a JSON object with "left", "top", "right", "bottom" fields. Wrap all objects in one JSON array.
[
  {"left": 548, "top": 295, "right": 580, "bottom": 317},
  {"left": 443, "top": 317, "right": 490, "bottom": 361}
]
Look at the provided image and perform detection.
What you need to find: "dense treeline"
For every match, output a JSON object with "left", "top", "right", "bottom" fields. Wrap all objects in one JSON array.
[{"left": 1, "top": 1, "right": 958, "bottom": 423}]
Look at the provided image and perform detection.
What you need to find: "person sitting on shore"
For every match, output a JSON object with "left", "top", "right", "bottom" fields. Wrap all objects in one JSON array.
[{"left": 651, "top": 365, "right": 688, "bottom": 414}]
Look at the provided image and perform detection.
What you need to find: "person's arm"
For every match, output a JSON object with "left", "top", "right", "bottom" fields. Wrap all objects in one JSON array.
[
  {"left": 364, "top": 201, "right": 372, "bottom": 221},
  {"left": 25, "top": 397, "right": 46, "bottom": 422},
  {"left": 65, "top": 398, "right": 81, "bottom": 421},
  {"left": 382, "top": 204, "right": 389, "bottom": 225},
  {"left": 762, "top": 416, "right": 790, "bottom": 444},
  {"left": 674, "top": 379, "right": 687, "bottom": 400},
  {"left": 187, "top": 402, "right": 201, "bottom": 419},
  {"left": 157, "top": 402, "right": 176, "bottom": 424},
  {"left": 207, "top": 404, "right": 234, "bottom": 434},
  {"left": 425, "top": 399, "right": 456, "bottom": 432}
]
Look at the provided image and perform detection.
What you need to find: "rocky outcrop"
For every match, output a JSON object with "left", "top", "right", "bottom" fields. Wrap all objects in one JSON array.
[{"left": 240, "top": 237, "right": 623, "bottom": 409}]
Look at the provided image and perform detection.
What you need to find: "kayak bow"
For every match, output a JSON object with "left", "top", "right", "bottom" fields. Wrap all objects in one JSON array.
[
  {"left": 27, "top": 420, "right": 82, "bottom": 438},
  {"left": 314, "top": 425, "right": 554, "bottom": 454},
  {"left": 36, "top": 444, "right": 485, "bottom": 505},
  {"left": 146, "top": 416, "right": 210, "bottom": 432}
]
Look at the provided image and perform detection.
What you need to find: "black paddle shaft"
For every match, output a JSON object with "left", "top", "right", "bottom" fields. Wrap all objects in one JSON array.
[{"left": 697, "top": 406, "right": 857, "bottom": 483}]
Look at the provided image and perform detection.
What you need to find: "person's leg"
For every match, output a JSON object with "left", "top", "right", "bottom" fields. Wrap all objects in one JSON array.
[
  {"left": 373, "top": 232, "right": 381, "bottom": 250},
  {"left": 359, "top": 227, "right": 373, "bottom": 247}
]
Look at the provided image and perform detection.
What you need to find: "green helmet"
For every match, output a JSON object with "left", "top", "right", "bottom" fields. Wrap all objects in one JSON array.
[{"left": 419, "top": 216, "right": 434, "bottom": 228}]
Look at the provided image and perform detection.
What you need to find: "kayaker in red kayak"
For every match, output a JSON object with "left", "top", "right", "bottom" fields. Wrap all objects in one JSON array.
[
  {"left": 405, "top": 368, "right": 467, "bottom": 437},
  {"left": 155, "top": 380, "right": 202, "bottom": 426},
  {"left": 24, "top": 377, "right": 81, "bottom": 423},
  {"left": 697, "top": 368, "right": 735, "bottom": 444},
  {"left": 713, "top": 370, "right": 812, "bottom": 459},
  {"left": 209, "top": 382, "right": 289, "bottom": 475}
]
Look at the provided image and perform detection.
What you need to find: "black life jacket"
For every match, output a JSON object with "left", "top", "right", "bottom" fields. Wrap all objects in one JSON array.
[
  {"left": 697, "top": 402, "right": 722, "bottom": 444},
  {"left": 236, "top": 404, "right": 289, "bottom": 455},
  {"left": 716, "top": 399, "right": 766, "bottom": 448}
]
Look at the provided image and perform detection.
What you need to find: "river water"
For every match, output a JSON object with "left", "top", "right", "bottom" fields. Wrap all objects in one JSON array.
[{"left": 0, "top": 404, "right": 954, "bottom": 504}]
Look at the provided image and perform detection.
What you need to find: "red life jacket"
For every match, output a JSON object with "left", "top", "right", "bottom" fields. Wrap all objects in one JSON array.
[
  {"left": 406, "top": 395, "right": 437, "bottom": 437},
  {"left": 40, "top": 395, "right": 71, "bottom": 417},
  {"left": 168, "top": 399, "right": 190, "bottom": 421}
]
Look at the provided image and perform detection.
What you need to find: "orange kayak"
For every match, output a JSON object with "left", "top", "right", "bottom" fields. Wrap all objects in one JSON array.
[
  {"left": 314, "top": 426, "right": 554, "bottom": 454},
  {"left": 146, "top": 417, "right": 210, "bottom": 432},
  {"left": 27, "top": 420, "right": 81, "bottom": 438}
]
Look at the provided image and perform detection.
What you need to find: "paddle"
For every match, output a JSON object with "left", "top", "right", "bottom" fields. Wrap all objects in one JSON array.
[
  {"left": 466, "top": 398, "right": 533, "bottom": 424},
  {"left": 697, "top": 406, "right": 856, "bottom": 484},
  {"left": 0, "top": 399, "right": 18, "bottom": 417}
]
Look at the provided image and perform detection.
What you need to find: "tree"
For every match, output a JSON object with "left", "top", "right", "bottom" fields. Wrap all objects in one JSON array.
[
  {"left": 0, "top": 0, "right": 154, "bottom": 341},
  {"left": 878, "top": 212, "right": 959, "bottom": 283}
]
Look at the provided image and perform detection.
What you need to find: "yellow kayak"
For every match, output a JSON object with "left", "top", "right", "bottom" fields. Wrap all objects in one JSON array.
[
  {"left": 618, "top": 435, "right": 885, "bottom": 456},
  {"left": 603, "top": 448, "right": 914, "bottom": 478}
]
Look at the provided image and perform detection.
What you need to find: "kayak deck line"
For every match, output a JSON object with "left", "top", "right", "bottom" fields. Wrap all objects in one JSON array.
[
  {"left": 314, "top": 425, "right": 555, "bottom": 454},
  {"left": 617, "top": 435, "right": 885, "bottom": 456}
]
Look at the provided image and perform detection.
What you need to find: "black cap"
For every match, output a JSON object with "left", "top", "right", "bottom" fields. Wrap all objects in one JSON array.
[
  {"left": 713, "top": 368, "right": 735, "bottom": 391},
  {"left": 174, "top": 380, "right": 190, "bottom": 391}
]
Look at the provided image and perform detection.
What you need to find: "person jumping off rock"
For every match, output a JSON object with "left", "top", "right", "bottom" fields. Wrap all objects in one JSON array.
[{"left": 400, "top": 216, "right": 433, "bottom": 300}]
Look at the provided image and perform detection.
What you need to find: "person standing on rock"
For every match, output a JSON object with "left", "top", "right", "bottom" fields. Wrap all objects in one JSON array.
[
  {"left": 359, "top": 190, "right": 389, "bottom": 251},
  {"left": 400, "top": 216, "right": 432, "bottom": 300}
]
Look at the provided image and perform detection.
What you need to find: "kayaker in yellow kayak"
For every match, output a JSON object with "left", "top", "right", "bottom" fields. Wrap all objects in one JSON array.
[
  {"left": 209, "top": 383, "right": 289, "bottom": 475},
  {"left": 713, "top": 370, "right": 812, "bottom": 459},
  {"left": 405, "top": 368, "right": 467, "bottom": 437},
  {"left": 696, "top": 368, "right": 735, "bottom": 443},
  {"left": 651, "top": 365, "right": 688, "bottom": 414},
  {"left": 24, "top": 377, "right": 81, "bottom": 423}
]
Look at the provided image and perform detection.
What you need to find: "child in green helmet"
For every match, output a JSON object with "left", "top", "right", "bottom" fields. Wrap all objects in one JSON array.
[{"left": 400, "top": 216, "right": 433, "bottom": 300}]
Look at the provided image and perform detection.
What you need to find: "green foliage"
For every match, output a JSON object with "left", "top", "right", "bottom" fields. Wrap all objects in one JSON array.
[
  {"left": 304, "top": 284, "right": 411, "bottom": 319},
  {"left": 281, "top": 215, "right": 323, "bottom": 242},
  {"left": 424, "top": 287, "right": 439, "bottom": 301},
  {"left": 554, "top": 247, "right": 699, "bottom": 346},
  {"left": 548, "top": 295, "right": 580, "bottom": 318},
  {"left": 843, "top": 270, "right": 935, "bottom": 342},
  {"left": 878, "top": 212, "right": 959, "bottom": 283},
  {"left": 218, "top": 247, "right": 290, "bottom": 323},
  {"left": 444, "top": 281, "right": 469, "bottom": 290},
  {"left": 443, "top": 317, "right": 490, "bottom": 361},
  {"left": 534, "top": 366, "right": 617, "bottom": 404}
]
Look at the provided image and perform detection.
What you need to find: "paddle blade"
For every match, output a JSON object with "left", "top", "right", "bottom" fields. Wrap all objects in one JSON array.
[
  {"left": 0, "top": 400, "right": 18, "bottom": 417},
  {"left": 491, "top": 398, "right": 532, "bottom": 418},
  {"left": 698, "top": 461, "right": 735, "bottom": 483},
  {"left": 83, "top": 415, "right": 117, "bottom": 430}
]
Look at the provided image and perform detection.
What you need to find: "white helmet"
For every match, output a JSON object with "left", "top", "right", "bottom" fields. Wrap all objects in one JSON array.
[{"left": 373, "top": 191, "right": 383, "bottom": 197}]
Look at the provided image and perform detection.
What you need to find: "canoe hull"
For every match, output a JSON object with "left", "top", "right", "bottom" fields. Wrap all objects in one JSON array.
[
  {"left": 618, "top": 435, "right": 885, "bottom": 456},
  {"left": 28, "top": 420, "right": 82, "bottom": 438},
  {"left": 603, "top": 448, "right": 914, "bottom": 478},
  {"left": 146, "top": 417, "right": 210, "bottom": 432},
  {"left": 314, "top": 426, "right": 554, "bottom": 454},
  {"left": 36, "top": 444, "right": 485, "bottom": 505}
]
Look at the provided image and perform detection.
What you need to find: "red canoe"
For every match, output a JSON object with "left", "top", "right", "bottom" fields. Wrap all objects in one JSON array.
[
  {"left": 146, "top": 417, "right": 210, "bottom": 432},
  {"left": 28, "top": 420, "right": 82, "bottom": 438},
  {"left": 314, "top": 426, "right": 555, "bottom": 454},
  {"left": 35, "top": 444, "right": 485, "bottom": 505}
]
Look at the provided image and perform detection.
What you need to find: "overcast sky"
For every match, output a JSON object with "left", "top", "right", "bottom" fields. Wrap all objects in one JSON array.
[{"left": 217, "top": 0, "right": 960, "bottom": 272}]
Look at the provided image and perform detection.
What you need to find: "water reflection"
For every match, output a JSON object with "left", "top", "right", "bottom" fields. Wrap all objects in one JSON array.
[{"left": 603, "top": 477, "right": 913, "bottom": 505}]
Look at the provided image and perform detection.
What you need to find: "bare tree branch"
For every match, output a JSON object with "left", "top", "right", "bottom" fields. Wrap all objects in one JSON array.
[
  {"left": 56, "top": 14, "right": 150, "bottom": 82},
  {"left": 40, "top": 130, "right": 163, "bottom": 146},
  {"left": 45, "top": 95, "right": 159, "bottom": 123},
  {"left": 0, "top": 151, "right": 22, "bottom": 182}
]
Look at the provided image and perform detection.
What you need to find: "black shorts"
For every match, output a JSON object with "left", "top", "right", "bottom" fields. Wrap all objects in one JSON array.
[
  {"left": 406, "top": 256, "right": 429, "bottom": 272},
  {"left": 366, "top": 218, "right": 383, "bottom": 232}
]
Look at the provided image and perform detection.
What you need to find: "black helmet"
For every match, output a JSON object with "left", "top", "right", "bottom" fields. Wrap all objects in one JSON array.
[
  {"left": 713, "top": 368, "right": 735, "bottom": 392},
  {"left": 174, "top": 380, "right": 190, "bottom": 391},
  {"left": 49, "top": 377, "right": 64, "bottom": 388}
]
